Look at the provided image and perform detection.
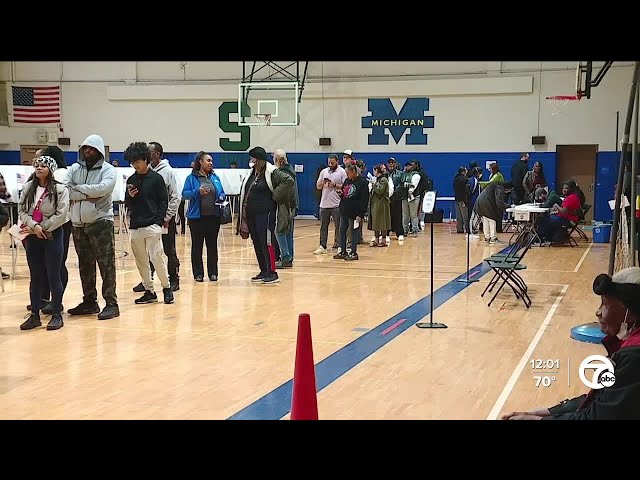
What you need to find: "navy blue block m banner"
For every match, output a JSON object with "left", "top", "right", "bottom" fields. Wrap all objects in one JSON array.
[{"left": 361, "top": 98, "right": 435, "bottom": 145}]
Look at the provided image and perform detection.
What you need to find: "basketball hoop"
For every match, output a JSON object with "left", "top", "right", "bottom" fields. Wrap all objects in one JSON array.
[
  {"left": 546, "top": 94, "right": 581, "bottom": 116},
  {"left": 254, "top": 113, "right": 272, "bottom": 126}
]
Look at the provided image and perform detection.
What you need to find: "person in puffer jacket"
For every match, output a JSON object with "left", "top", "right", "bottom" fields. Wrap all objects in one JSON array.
[{"left": 65, "top": 134, "right": 120, "bottom": 321}]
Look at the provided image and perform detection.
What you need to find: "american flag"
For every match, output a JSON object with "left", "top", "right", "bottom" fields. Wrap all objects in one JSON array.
[{"left": 11, "top": 85, "right": 61, "bottom": 124}]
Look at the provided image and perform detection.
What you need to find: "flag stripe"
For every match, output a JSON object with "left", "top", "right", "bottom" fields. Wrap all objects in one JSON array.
[
  {"left": 14, "top": 107, "right": 60, "bottom": 113},
  {"left": 11, "top": 85, "right": 61, "bottom": 124},
  {"left": 14, "top": 113, "right": 61, "bottom": 118}
]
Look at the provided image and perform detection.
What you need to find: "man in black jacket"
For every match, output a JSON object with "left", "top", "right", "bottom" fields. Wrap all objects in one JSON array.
[
  {"left": 124, "top": 142, "right": 173, "bottom": 305},
  {"left": 453, "top": 166, "right": 470, "bottom": 234},
  {"left": 334, "top": 164, "right": 369, "bottom": 261},
  {"left": 502, "top": 266, "right": 640, "bottom": 420},
  {"left": 510, "top": 153, "right": 529, "bottom": 204}
]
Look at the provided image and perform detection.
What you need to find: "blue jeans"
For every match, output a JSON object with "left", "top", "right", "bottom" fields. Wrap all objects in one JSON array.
[{"left": 276, "top": 218, "right": 295, "bottom": 261}]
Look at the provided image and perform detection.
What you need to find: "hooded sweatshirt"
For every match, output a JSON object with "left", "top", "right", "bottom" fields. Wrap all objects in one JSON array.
[
  {"left": 151, "top": 158, "right": 181, "bottom": 223},
  {"left": 65, "top": 134, "right": 117, "bottom": 227}
]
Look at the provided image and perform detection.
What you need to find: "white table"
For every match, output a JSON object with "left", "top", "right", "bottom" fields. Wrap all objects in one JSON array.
[{"left": 506, "top": 203, "right": 550, "bottom": 244}]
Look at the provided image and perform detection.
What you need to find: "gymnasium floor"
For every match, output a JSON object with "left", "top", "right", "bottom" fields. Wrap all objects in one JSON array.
[{"left": 0, "top": 217, "right": 606, "bottom": 420}]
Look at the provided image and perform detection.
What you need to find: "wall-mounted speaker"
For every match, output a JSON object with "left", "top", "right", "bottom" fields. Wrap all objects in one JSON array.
[
  {"left": 531, "top": 135, "right": 546, "bottom": 145},
  {"left": 319, "top": 137, "right": 332, "bottom": 146}
]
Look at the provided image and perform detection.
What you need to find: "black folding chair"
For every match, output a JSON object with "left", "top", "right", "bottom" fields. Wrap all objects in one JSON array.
[{"left": 481, "top": 229, "right": 535, "bottom": 308}]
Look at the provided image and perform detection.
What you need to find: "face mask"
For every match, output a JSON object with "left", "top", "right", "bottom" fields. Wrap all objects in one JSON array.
[{"left": 249, "top": 160, "right": 256, "bottom": 168}]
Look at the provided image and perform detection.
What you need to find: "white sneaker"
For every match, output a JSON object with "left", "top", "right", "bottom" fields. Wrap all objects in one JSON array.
[
  {"left": 313, "top": 246, "right": 327, "bottom": 255},
  {"left": 385, "top": 236, "right": 391, "bottom": 245},
  {"left": 398, "top": 235, "right": 405, "bottom": 241}
]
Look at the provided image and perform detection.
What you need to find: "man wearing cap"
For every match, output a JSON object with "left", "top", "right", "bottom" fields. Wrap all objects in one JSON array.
[
  {"left": 502, "top": 266, "right": 640, "bottom": 420},
  {"left": 65, "top": 134, "right": 120, "bottom": 320}
]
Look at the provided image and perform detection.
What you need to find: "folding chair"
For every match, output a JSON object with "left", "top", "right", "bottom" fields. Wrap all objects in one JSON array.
[
  {"left": 481, "top": 229, "right": 535, "bottom": 308},
  {"left": 569, "top": 204, "right": 591, "bottom": 243}
]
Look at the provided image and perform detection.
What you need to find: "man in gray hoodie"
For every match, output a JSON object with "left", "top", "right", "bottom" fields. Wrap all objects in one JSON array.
[
  {"left": 132, "top": 141, "right": 181, "bottom": 292},
  {"left": 65, "top": 134, "right": 120, "bottom": 320}
]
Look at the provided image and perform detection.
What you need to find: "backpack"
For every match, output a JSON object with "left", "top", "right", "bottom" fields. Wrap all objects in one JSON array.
[{"left": 418, "top": 170, "right": 431, "bottom": 194}]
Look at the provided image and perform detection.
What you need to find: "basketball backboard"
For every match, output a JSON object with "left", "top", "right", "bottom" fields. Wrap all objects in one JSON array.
[{"left": 238, "top": 81, "right": 300, "bottom": 127}]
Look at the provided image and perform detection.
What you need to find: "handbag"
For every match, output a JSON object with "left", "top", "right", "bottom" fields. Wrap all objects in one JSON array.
[
  {"left": 32, "top": 188, "right": 48, "bottom": 223},
  {"left": 218, "top": 201, "right": 232, "bottom": 225}
]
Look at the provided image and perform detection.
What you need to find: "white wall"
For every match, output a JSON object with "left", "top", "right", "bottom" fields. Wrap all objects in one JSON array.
[{"left": 0, "top": 62, "right": 635, "bottom": 153}]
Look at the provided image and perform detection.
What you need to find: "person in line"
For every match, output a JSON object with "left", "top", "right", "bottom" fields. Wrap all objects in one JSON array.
[
  {"left": 65, "top": 134, "right": 120, "bottom": 321},
  {"left": 18, "top": 155, "right": 69, "bottom": 331},
  {"left": 132, "top": 141, "right": 181, "bottom": 292},
  {"left": 236, "top": 146, "right": 294, "bottom": 284},
  {"left": 333, "top": 164, "right": 369, "bottom": 261},
  {"left": 181, "top": 151, "right": 226, "bottom": 282},
  {"left": 124, "top": 141, "right": 174, "bottom": 305}
]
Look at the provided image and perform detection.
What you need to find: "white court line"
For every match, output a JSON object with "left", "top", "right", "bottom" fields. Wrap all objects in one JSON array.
[
  {"left": 222, "top": 267, "right": 453, "bottom": 282},
  {"left": 573, "top": 242, "right": 593, "bottom": 273},
  {"left": 485, "top": 284, "right": 569, "bottom": 420}
]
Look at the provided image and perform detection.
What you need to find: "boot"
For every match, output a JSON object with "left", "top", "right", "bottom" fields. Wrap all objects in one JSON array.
[
  {"left": 46, "top": 313, "right": 64, "bottom": 330},
  {"left": 20, "top": 313, "right": 41, "bottom": 330}
]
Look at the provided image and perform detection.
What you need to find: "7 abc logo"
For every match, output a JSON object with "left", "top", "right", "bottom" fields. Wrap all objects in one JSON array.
[{"left": 579, "top": 355, "right": 616, "bottom": 389}]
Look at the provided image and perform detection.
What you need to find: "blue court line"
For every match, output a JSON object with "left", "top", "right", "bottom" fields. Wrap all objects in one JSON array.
[{"left": 227, "top": 248, "right": 506, "bottom": 420}]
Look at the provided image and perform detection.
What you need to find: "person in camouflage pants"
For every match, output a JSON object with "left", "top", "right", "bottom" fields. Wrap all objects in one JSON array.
[
  {"left": 65, "top": 134, "right": 120, "bottom": 320},
  {"left": 72, "top": 219, "right": 118, "bottom": 308}
]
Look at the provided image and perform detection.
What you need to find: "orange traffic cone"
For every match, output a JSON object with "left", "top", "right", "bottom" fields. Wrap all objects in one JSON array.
[{"left": 290, "top": 313, "right": 319, "bottom": 420}]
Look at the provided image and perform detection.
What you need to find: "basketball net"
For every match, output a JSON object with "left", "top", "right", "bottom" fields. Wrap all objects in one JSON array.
[
  {"left": 615, "top": 205, "right": 632, "bottom": 273},
  {"left": 254, "top": 113, "right": 272, "bottom": 126},
  {"left": 546, "top": 95, "right": 581, "bottom": 116}
]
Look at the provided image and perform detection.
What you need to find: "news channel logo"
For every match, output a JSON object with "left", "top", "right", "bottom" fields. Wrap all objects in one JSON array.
[{"left": 578, "top": 355, "right": 616, "bottom": 389}]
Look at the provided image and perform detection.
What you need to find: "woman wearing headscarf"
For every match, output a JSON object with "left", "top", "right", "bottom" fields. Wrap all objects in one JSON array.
[
  {"left": 236, "top": 146, "right": 294, "bottom": 284},
  {"left": 18, "top": 155, "right": 70, "bottom": 331},
  {"left": 502, "top": 266, "right": 640, "bottom": 420}
]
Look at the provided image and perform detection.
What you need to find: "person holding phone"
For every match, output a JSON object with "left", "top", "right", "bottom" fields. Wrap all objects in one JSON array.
[
  {"left": 181, "top": 151, "right": 226, "bottom": 282},
  {"left": 18, "top": 155, "right": 70, "bottom": 331},
  {"left": 124, "top": 142, "right": 173, "bottom": 305}
]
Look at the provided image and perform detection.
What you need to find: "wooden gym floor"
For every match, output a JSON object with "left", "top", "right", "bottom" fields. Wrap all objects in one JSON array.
[{"left": 0, "top": 217, "right": 608, "bottom": 420}]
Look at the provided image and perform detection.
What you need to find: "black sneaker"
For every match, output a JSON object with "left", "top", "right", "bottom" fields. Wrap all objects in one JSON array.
[
  {"left": 132, "top": 282, "right": 145, "bottom": 293},
  {"left": 163, "top": 287, "right": 174, "bottom": 304},
  {"left": 276, "top": 259, "right": 293, "bottom": 268},
  {"left": 209, "top": 275, "right": 218, "bottom": 282},
  {"left": 170, "top": 278, "right": 180, "bottom": 291},
  {"left": 20, "top": 313, "right": 41, "bottom": 330},
  {"left": 345, "top": 252, "right": 359, "bottom": 261},
  {"left": 262, "top": 272, "right": 280, "bottom": 284},
  {"left": 333, "top": 252, "right": 346, "bottom": 260},
  {"left": 68, "top": 301, "right": 100, "bottom": 316},
  {"left": 135, "top": 290, "right": 158, "bottom": 304},
  {"left": 46, "top": 313, "right": 64, "bottom": 331},
  {"left": 251, "top": 272, "right": 267, "bottom": 283},
  {"left": 98, "top": 304, "right": 120, "bottom": 320}
]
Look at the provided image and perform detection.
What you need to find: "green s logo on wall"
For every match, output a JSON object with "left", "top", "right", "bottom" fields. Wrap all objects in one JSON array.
[{"left": 219, "top": 101, "right": 250, "bottom": 151}]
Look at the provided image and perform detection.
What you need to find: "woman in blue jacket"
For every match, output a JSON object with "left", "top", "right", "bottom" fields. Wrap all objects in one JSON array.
[{"left": 181, "top": 151, "right": 226, "bottom": 282}]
